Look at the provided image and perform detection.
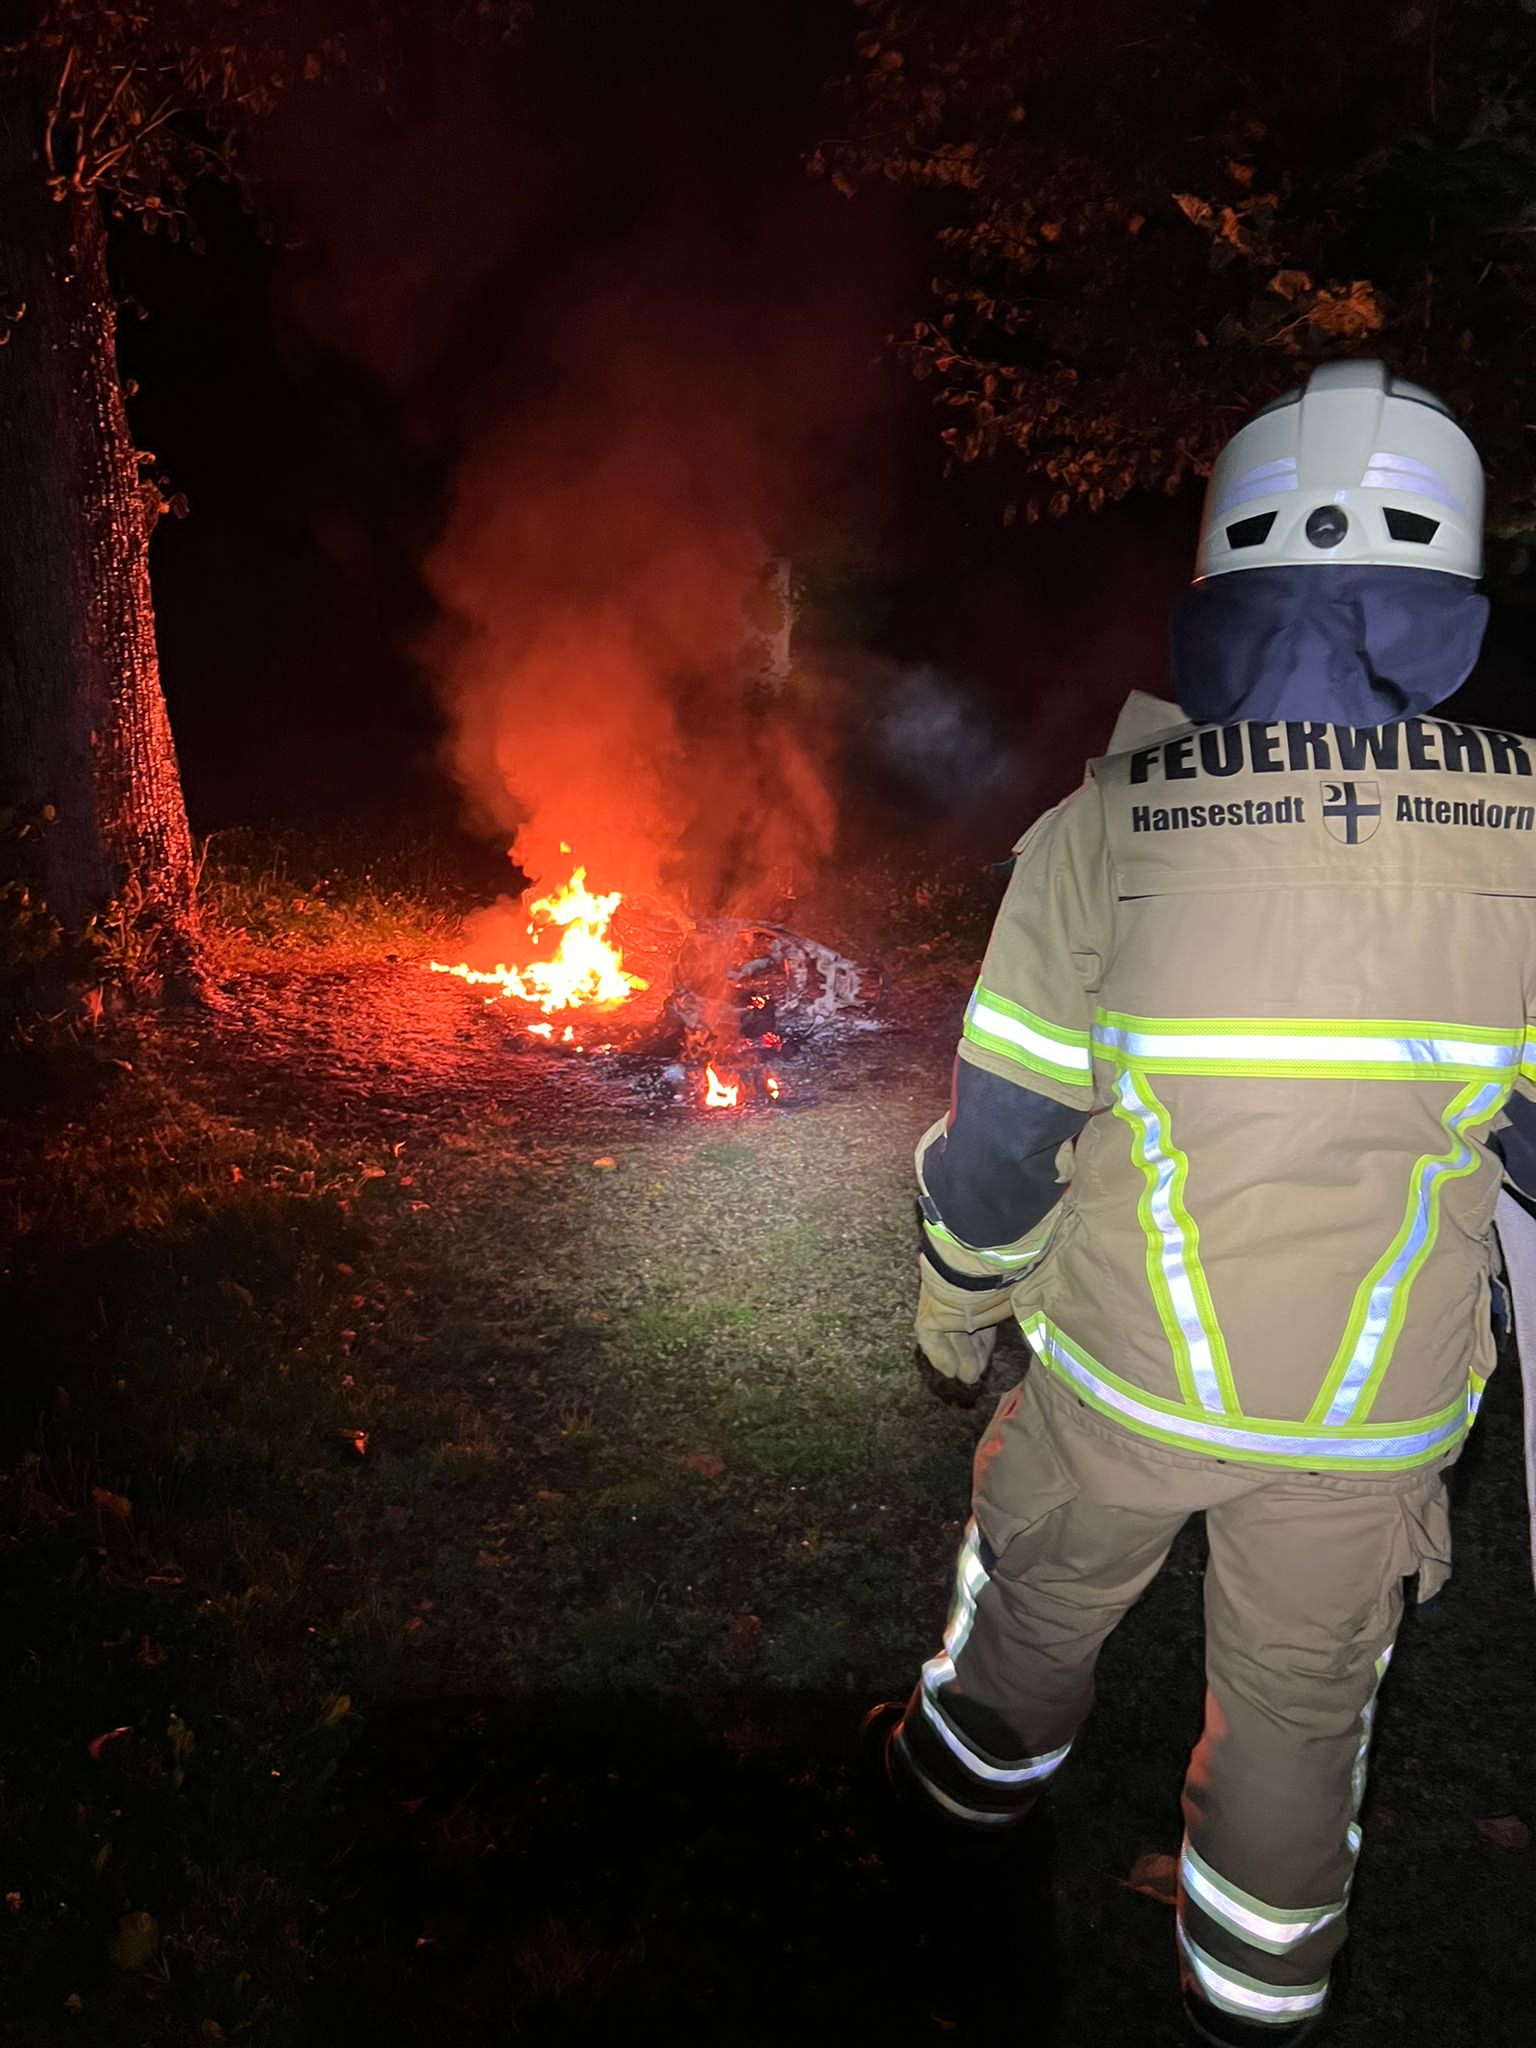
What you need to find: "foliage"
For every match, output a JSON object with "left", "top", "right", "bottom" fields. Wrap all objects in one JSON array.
[
  {"left": 821, "top": 0, "right": 1536, "bottom": 528},
  {"left": 0, "top": 1, "right": 528, "bottom": 232},
  {"left": 197, "top": 829, "right": 477, "bottom": 962}
]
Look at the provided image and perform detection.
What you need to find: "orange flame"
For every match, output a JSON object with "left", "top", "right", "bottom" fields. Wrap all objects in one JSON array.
[
  {"left": 429, "top": 864, "right": 647, "bottom": 1022},
  {"left": 703, "top": 1064, "right": 740, "bottom": 1109}
]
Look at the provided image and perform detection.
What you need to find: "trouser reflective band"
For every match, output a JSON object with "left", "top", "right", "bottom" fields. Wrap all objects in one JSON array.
[
  {"left": 1178, "top": 1926, "right": 1329, "bottom": 2024},
  {"left": 898, "top": 1518, "right": 1073, "bottom": 1823},
  {"left": 1179, "top": 1841, "right": 1346, "bottom": 1957},
  {"left": 1346, "top": 1645, "right": 1393, "bottom": 1857}
]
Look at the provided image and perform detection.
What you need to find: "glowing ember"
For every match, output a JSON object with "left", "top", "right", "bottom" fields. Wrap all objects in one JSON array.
[
  {"left": 704, "top": 1064, "right": 741, "bottom": 1109},
  {"left": 765, "top": 1073, "right": 781, "bottom": 1099},
  {"left": 429, "top": 865, "right": 647, "bottom": 1025}
]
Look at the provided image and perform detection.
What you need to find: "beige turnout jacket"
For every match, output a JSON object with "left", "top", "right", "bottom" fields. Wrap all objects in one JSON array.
[{"left": 960, "top": 696, "right": 1536, "bottom": 1475}]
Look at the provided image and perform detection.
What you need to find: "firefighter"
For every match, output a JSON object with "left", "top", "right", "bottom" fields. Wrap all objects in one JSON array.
[{"left": 889, "top": 361, "right": 1536, "bottom": 2045}]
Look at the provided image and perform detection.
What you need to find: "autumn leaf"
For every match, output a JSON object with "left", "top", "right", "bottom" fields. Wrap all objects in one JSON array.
[
  {"left": 1268, "top": 268, "right": 1314, "bottom": 301},
  {"left": 109, "top": 1910, "right": 160, "bottom": 1971},
  {"left": 1173, "top": 192, "right": 1213, "bottom": 228},
  {"left": 317, "top": 1693, "right": 351, "bottom": 1727},
  {"left": 1306, "top": 280, "right": 1383, "bottom": 339},
  {"left": 87, "top": 1726, "right": 132, "bottom": 1762},
  {"left": 90, "top": 1487, "right": 133, "bottom": 1520},
  {"left": 679, "top": 1452, "right": 726, "bottom": 1479},
  {"left": 1122, "top": 1851, "right": 1179, "bottom": 1906},
  {"left": 1475, "top": 1814, "right": 1531, "bottom": 1851}
]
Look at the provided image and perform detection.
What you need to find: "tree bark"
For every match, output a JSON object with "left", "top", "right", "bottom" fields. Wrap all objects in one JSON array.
[{"left": 0, "top": 71, "right": 200, "bottom": 1004}]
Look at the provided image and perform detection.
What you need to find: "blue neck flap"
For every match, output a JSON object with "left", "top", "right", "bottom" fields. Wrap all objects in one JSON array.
[{"left": 1171, "top": 566, "right": 1489, "bottom": 727}]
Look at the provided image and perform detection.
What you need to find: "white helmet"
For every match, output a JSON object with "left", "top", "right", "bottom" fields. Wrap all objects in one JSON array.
[{"left": 1194, "top": 359, "right": 1483, "bottom": 582}]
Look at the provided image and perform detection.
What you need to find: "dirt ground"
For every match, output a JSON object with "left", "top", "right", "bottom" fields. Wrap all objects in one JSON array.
[{"left": 3, "top": 947, "right": 1534, "bottom": 2046}]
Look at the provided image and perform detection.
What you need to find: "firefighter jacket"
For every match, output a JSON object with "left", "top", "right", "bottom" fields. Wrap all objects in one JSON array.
[{"left": 920, "top": 693, "right": 1536, "bottom": 1478}]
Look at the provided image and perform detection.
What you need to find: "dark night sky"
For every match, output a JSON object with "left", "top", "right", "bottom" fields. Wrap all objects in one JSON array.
[{"left": 106, "top": 3, "right": 1229, "bottom": 853}]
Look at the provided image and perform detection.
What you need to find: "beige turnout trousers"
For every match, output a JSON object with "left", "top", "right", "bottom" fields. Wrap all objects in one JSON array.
[{"left": 896, "top": 1364, "right": 1452, "bottom": 2028}]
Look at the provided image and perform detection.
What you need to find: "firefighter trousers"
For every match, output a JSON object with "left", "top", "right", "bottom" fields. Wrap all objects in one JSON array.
[{"left": 895, "top": 1363, "right": 1453, "bottom": 2030}]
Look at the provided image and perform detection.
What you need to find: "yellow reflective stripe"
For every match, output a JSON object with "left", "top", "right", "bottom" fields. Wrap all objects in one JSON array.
[
  {"left": 1095, "top": 1010, "right": 1520, "bottom": 1083},
  {"left": 1112, "top": 1068, "right": 1238, "bottom": 1416},
  {"left": 1179, "top": 1841, "right": 1346, "bottom": 1957},
  {"left": 1024, "top": 1315, "right": 1468, "bottom": 1472},
  {"left": 963, "top": 982, "right": 1093, "bottom": 1089},
  {"left": 1311, "top": 1081, "right": 1507, "bottom": 1426},
  {"left": 923, "top": 1215, "right": 1052, "bottom": 1272}
]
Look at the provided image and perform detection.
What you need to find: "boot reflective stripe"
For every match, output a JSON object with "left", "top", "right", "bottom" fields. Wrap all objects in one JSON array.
[
  {"left": 1113, "top": 1068, "right": 1237, "bottom": 1415},
  {"left": 1024, "top": 1315, "right": 1469, "bottom": 1471},
  {"left": 917, "top": 1688, "right": 1072, "bottom": 1788},
  {"left": 1179, "top": 1841, "right": 1345, "bottom": 1957},
  {"left": 963, "top": 982, "right": 1093, "bottom": 1091},
  {"left": 1177, "top": 1927, "right": 1329, "bottom": 2023},
  {"left": 1094, "top": 1011, "right": 1520, "bottom": 1083},
  {"left": 1315, "top": 1082, "right": 1505, "bottom": 1425}
]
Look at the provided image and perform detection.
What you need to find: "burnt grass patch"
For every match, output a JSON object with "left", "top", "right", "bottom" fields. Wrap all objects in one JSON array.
[{"left": 1, "top": 873, "right": 1533, "bottom": 2045}]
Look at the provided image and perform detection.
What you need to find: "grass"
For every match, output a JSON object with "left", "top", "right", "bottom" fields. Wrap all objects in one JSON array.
[{"left": 195, "top": 828, "right": 481, "bottom": 964}]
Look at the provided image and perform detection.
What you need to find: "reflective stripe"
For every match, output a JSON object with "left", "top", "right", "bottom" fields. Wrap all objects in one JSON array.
[
  {"left": 1361, "top": 450, "right": 1466, "bottom": 519},
  {"left": 964, "top": 983, "right": 1093, "bottom": 1090},
  {"left": 1094, "top": 1012, "right": 1519, "bottom": 1083},
  {"left": 917, "top": 1690, "right": 1072, "bottom": 1789},
  {"left": 924, "top": 1214, "right": 1052, "bottom": 1272},
  {"left": 890, "top": 1730, "right": 1027, "bottom": 1828},
  {"left": 1212, "top": 456, "right": 1298, "bottom": 518},
  {"left": 1179, "top": 1841, "right": 1345, "bottom": 1957},
  {"left": 1113, "top": 1067, "right": 1236, "bottom": 1416},
  {"left": 920, "top": 1517, "right": 988, "bottom": 1696},
  {"left": 1315, "top": 1082, "right": 1505, "bottom": 1425},
  {"left": 918, "top": 1519, "right": 1073, "bottom": 1794},
  {"left": 1024, "top": 1315, "right": 1468, "bottom": 1472},
  {"left": 1350, "top": 1647, "right": 1393, "bottom": 1824},
  {"left": 1178, "top": 1927, "right": 1329, "bottom": 2023}
]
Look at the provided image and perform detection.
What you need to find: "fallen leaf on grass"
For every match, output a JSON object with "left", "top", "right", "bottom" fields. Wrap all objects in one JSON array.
[
  {"left": 317, "top": 1694, "right": 351, "bottom": 1726},
  {"left": 679, "top": 1452, "right": 726, "bottom": 1480},
  {"left": 337, "top": 1429, "right": 368, "bottom": 1458},
  {"left": 535, "top": 1488, "right": 567, "bottom": 1505},
  {"left": 90, "top": 1488, "right": 133, "bottom": 1521},
  {"left": 87, "top": 1727, "right": 132, "bottom": 1762},
  {"left": 1475, "top": 1815, "right": 1531, "bottom": 1851},
  {"left": 109, "top": 1910, "right": 160, "bottom": 1971},
  {"left": 724, "top": 1613, "right": 763, "bottom": 1657},
  {"left": 1122, "top": 1851, "right": 1179, "bottom": 1906},
  {"left": 591, "top": 1156, "right": 617, "bottom": 1171}
]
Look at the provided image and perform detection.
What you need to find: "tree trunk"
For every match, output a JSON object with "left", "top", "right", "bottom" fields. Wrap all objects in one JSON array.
[{"left": 0, "top": 72, "right": 200, "bottom": 1005}]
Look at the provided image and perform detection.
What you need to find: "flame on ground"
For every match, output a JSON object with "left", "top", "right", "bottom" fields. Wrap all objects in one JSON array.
[
  {"left": 704, "top": 1064, "right": 740, "bottom": 1109},
  {"left": 429, "top": 865, "right": 647, "bottom": 1025}
]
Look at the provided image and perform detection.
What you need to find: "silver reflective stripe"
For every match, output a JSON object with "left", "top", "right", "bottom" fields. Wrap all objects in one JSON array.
[
  {"left": 1349, "top": 1647, "right": 1393, "bottom": 1823},
  {"left": 1361, "top": 451, "right": 1466, "bottom": 519},
  {"left": 1093, "top": 1021, "right": 1516, "bottom": 1074},
  {"left": 967, "top": 992, "right": 1093, "bottom": 1077},
  {"left": 1323, "top": 1083, "right": 1504, "bottom": 1423},
  {"left": 1114, "top": 1067, "right": 1228, "bottom": 1413},
  {"left": 890, "top": 1729, "right": 1027, "bottom": 1829},
  {"left": 1027, "top": 1319, "right": 1465, "bottom": 1466},
  {"left": 1212, "top": 457, "right": 1298, "bottom": 519},
  {"left": 1178, "top": 1927, "right": 1329, "bottom": 2022},
  {"left": 920, "top": 1517, "right": 988, "bottom": 1696},
  {"left": 917, "top": 1689, "right": 1072, "bottom": 1789},
  {"left": 1180, "top": 1841, "right": 1345, "bottom": 1957}
]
